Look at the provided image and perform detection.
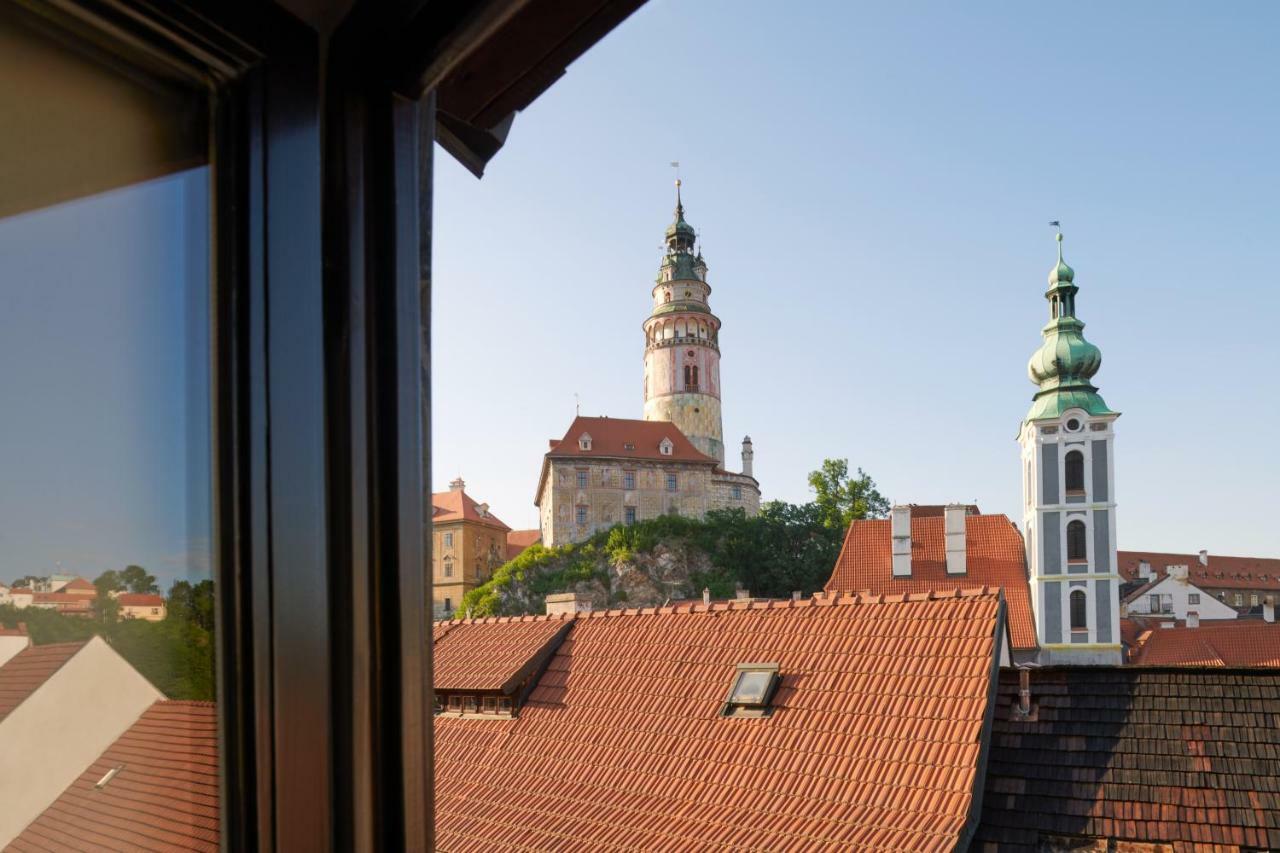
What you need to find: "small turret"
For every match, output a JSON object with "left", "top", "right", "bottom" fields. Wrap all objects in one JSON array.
[{"left": 741, "top": 436, "right": 754, "bottom": 477}]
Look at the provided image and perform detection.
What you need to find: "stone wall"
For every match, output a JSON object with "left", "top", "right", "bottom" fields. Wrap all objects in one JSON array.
[{"left": 709, "top": 472, "right": 761, "bottom": 515}]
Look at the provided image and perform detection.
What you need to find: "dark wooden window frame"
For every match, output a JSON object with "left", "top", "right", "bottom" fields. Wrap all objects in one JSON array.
[{"left": 15, "top": 1, "right": 441, "bottom": 848}]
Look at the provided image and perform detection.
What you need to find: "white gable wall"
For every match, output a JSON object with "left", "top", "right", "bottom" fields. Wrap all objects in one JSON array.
[
  {"left": 0, "top": 636, "right": 162, "bottom": 846},
  {"left": 1125, "top": 575, "right": 1238, "bottom": 621}
]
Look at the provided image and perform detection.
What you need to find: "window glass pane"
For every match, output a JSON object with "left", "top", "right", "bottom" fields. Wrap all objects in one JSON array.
[
  {"left": 731, "top": 670, "right": 773, "bottom": 704},
  {"left": 0, "top": 9, "right": 213, "bottom": 848}
]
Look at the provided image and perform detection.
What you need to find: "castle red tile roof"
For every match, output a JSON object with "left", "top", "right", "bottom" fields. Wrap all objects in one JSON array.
[
  {"left": 535, "top": 416, "right": 718, "bottom": 506},
  {"left": 434, "top": 589, "right": 1008, "bottom": 852},
  {"left": 116, "top": 593, "right": 165, "bottom": 607},
  {"left": 825, "top": 513, "right": 1038, "bottom": 652},
  {"left": 974, "top": 667, "right": 1280, "bottom": 851},
  {"left": 431, "top": 486, "right": 512, "bottom": 531},
  {"left": 505, "top": 529, "right": 541, "bottom": 561},
  {"left": 1118, "top": 550, "right": 1280, "bottom": 591},
  {"left": 0, "top": 641, "right": 85, "bottom": 722},
  {"left": 1127, "top": 618, "right": 1280, "bottom": 667},
  {"left": 9, "top": 700, "right": 219, "bottom": 852},
  {"left": 434, "top": 615, "right": 572, "bottom": 693}
]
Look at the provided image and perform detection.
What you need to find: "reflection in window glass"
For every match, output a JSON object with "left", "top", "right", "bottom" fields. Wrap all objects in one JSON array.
[{"left": 0, "top": 11, "right": 214, "bottom": 837}]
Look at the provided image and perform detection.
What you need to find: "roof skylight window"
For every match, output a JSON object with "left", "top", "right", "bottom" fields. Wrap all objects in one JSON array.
[{"left": 721, "top": 663, "right": 780, "bottom": 718}]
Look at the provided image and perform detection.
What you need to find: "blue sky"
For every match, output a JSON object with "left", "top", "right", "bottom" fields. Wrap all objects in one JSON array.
[
  {"left": 0, "top": 169, "right": 210, "bottom": 588},
  {"left": 432, "top": 0, "right": 1280, "bottom": 555}
]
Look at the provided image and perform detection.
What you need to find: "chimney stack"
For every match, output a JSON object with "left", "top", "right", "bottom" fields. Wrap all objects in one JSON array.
[
  {"left": 1017, "top": 668, "right": 1032, "bottom": 717},
  {"left": 1198, "top": 549, "right": 1209, "bottom": 566},
  {"left": 545, "top": 592, "right": 593, "bottom": 616},
  {"left": 702, "top": 587, "right": 711, "bottom": 606},
  {"left": 1265, "top": 597, "right": 1275, "bottom": 624},
  {"left": 1138, "top": 560, "right": 1152, "bottom": 579},
  {"left": 944, "top": 504, "right": 967, "bottom": 575},
  {"left": 740, "top": 436, "right": 754, "bottom": 478},
  {"left": 734, "top": 588, "right": 750, "bottom": 600},
  {"left": 1186, "top": 610, "right": 1199, "bottom": 629},
  {"left": 449, "top": 477, "right": 466, "bottom": 492},
  {"left": 791, "top": 590, "right": 802, "bottom": 602},
  {"left": 891, "top": 505, "right": 912, "bottom": 577}
]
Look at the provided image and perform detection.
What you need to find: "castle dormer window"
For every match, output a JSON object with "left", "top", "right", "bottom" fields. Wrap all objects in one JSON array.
[
  {"left": 578, "top": 433, "right": 592, "bottom": 451},
  {"left": 659, "top": 438, "right": 673, "bottom": 456}
]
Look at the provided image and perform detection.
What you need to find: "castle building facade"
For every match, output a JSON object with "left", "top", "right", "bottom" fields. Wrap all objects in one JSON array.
[
  {"left": 432, "top": 478, "right": 511, "bottom": 618},
  {"left": 537, "top": 185, "right": 760, "bottom": 546},
  {"left": 1019, "top": 231, "right": 1123, "bottom": 664}
]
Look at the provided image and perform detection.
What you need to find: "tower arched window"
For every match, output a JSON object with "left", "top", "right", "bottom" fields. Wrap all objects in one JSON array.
[
  {"left": 663, "top": 291, "right": 671, "bottom": 303},
  {"left": 1069, "top": 590, "right": 1087, "bottom": 630},
  {"left": 1064, "top": 450, "right": 1085, "bottom": 494},
  {"left": 684, "top": 364, "right": 699, "bottom": 390},
  {"left": 1067, "top": 520, "right": 1087, "bottom": 562}
]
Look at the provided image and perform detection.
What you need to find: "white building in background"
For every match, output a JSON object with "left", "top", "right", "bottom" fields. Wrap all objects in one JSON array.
[
  {"left": 1122, "top": 563, "right": 1238, "bottom": 622},
  {"left": 1019, "top": 231, "right": 1123, "bottom": 665}
]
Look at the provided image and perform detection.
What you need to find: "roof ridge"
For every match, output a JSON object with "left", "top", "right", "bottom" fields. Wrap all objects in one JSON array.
[{"left": 439, "top": 587, "right": 1003, "bottom": 625}]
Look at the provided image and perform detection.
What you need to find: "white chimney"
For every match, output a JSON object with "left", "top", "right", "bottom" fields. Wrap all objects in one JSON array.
[
  {"left": 449, "top": 477, "right": 466, "bottom": 492},
  {"left": 1138, "top": 560, "right": 1152, "bottom": 579},
  {"left": 702, "top": 587, "right": 711, "bottom": 606},
  {"left": 891, "top": 505, "right": 912, "bottom": 577},
  {"left": 1265, "top": 597, "right": 1275, "bottom": 624},
  {"left": 1198, "top": 549, "right": 1209, "bottom": 566},
  {"left": 944, "top": 504, "right": 967, "bottom": 575},
  {"left": 740, "top": 436, "right": 754, "bottom": 478},
  {"left": 1186, "top": 610, "right": 1199, "bottom": 629}
]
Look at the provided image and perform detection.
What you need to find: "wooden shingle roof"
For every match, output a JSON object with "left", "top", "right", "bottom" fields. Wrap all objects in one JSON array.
[{"left": 974, "top": 667, "right": 1280, "bottom": 851}]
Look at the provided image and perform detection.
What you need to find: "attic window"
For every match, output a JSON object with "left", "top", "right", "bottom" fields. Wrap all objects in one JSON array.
[
  {"left": 623, "top": 442, "right": 635, "bottom": 451},
  {"left": 660, "top": 438, "right": 673, "bottom": 456},
  {"left": 578, "top": 433, "right": 592, "bottom": 451},
  {"left": 721, "top": 663, "right": 780, "bottom": 718}
]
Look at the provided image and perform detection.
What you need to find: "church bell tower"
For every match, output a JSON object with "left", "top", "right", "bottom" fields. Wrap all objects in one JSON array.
[
  {"left": 642, "top": 181, "right": 725, "bottom": 465},
  {"left": 1020, "top": 230, "right": 1122, "bottom": 665}
]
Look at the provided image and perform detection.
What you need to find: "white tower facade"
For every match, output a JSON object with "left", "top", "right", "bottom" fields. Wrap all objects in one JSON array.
[{"left": 1019, "top": 232, "right": 1122, "bottom": 665}]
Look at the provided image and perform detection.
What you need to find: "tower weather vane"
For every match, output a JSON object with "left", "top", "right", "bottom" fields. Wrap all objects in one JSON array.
[{"left": 1049, "top": 220, "right": 1061, "bottom": 234}]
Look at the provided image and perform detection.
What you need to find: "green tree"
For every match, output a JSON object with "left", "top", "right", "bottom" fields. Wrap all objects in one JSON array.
[
  {"left": 92, "top": 593, "right": 121, "bottom": 625},
  {"left": 167, "top": 579, "right": 215, "bottom": 633},
  {"left": 806, "top": 459, "right": 890, "bottom": 531},
  {"left": 94, "top": 569, "right": 123, "bottom": 597},
  {"left": 10, "top": 575, "right": 45, "bottom": 589},
  {"left": 119, "top": 565, "right": 159, "bottom": 594}
]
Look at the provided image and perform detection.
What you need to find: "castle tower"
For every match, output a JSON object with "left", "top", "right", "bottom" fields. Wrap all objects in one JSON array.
[
  {"left": 642, "top": 181, "right": 725, "bottom": 465},
  {"left": 1019, "top": 230, "right": 1122, "bottom": 665}
]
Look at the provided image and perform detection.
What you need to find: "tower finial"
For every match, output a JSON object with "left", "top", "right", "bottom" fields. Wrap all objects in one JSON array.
[
  {"left": 670, "top": 161, "right": 683, "bottom": 215},
  {"left": 1049, "top": 220, "right": 1064, "bottom": 261}
]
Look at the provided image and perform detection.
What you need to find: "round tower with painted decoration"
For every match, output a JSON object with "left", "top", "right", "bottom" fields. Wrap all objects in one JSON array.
[
  {"left": 642, "top": 181, "right": 725, "bottom": 465},
  {"left": 1019, "top": 229, "right": 1122, "bottom": 665}
]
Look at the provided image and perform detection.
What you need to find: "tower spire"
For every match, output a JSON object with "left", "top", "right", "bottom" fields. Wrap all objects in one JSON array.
[{"left": 1025, "top": 227, "right": 1112, "bottom": 421}]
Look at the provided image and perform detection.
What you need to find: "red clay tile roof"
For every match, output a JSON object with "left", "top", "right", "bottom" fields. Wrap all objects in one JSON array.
[
  {"left": 31, "top": 592, "right": 93, "bottom": 606},
  {"left": 432, "top": 487, "right": 511, "bottom": 531},
  {"left": 825, "top": 514, "right": 1038, "bottom": 652},
  {"left": 116, "top": 593, "right": 165, "bottom": 607},
  {"left": 433, "top": 621, "right": 456, "bottom": 643},
  {"left": 9, "top": 700, "right": 219, "bottom": 852},
  {"left": 434, "top": 615, "right": 573, "bottom": 693},
  {"left": 546, "top": 416, "right": 716, "bottom": 465},
  {"left": 975, "top": 667, "right": 1280, "bottom": 851},
  {"left": 0, "top": 624, "right": 28, "bottom": 637},
  {"left": 434, "top": 589, "right": 1006, "bottom": 852},
  {"left": 505, "top": 529, "right": 541, "bottom": 561},
  {"left": 1118, "top": 550, "right": 1280, "bottom": 591},
  {"left": 60, "top": 577, "right": 96, "bottom": 592},
  {"left": 0, "top": 642, "right": 85, "bottom": 722},
  {"left": 1128, "top": 618, "right": 1280, "bottom": 667},
  {"left": 536, "top": 416, "right": 717, "bottom": 505}
]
